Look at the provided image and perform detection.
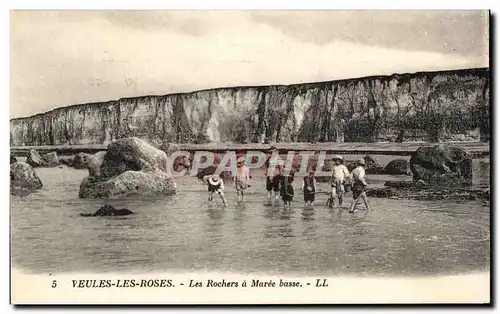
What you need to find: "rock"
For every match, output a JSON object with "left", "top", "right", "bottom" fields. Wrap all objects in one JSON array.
[
  {"left": 366, "top": 185, "right": 489, "bottom": 201},
  {"left": 87, "top": 151, "right": 106, "bottom": 177},
  {"left": 80, "top": 204, "right": 134, "bottom": 217},
  {"left": 73, "top": 153, "right": 90, "bottom": 169},
  {"left": 79, "top": 169, "right": 176, "bottom": 198},
  {"left": 58, "top": 155, "right": 75, "bottom": 167},
  {"left": 409, "top": 144, "right": 472, "bottom": 186},
  {"left": 42, "top": 152, "right": 60, "bottom": 167},
  {"left": 159, "top": 143, "right": 179, "bottom": 157},
  {"left": 384, "top": 159, "right": 411, "bottom": 175},
  {"left": 100, "top": 137, "right": 168, "bottom": 179},
  {"left": 384, "top": 180, "right": 428, "bottom": 189},
  {"left": 26, "top": 149, "right": 45, "bottom": 167},
  {"left": 364, "top": 155, "right": 378, "bottom": 169},
  {"left": 79, "top": 137, "right": 176, "bottom": 199},
  {"left": 10, "top": 162, "right": 43, "bottom": 193},
  {"left": 10, "top": 155, "right": 17, "bottom": 164},
  {"left": 366, "top": 187, "right": 398, "bottom": 198},
  {"left": 364, "top": 155, "right": 385, "bottom": 174},
  {"left": 58, "top": 156, "right": 69, "bottom": 166}
]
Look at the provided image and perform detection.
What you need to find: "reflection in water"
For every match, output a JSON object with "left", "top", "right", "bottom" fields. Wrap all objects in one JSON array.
[
  {"left": 10, "top": 165, "right": 490, "bottom": 276},
  {"left": 205, "top": 207, "right": 225, "bottom": 245},
  {"left": 300, "top": 207, "right": 316, "bottom": 222}
]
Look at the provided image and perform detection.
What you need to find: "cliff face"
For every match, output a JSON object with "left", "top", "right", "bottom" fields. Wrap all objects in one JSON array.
[{"left": 10, "top": 68, "right": 490, "bottom": 146}]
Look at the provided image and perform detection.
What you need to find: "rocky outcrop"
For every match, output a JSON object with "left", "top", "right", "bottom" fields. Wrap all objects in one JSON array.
[
  {"left": 79, "top": 204, "right": 134, "bottom": 217},
  {"left": 384, "top": 159, "right": 411, "bottom": 175},
  {"left": 79, "top": 137, "right": 176, "bottom": 199},
  {"left": 10, "top": 162, "right": 43, "bottom": 193},
  {"left": 42, "top": 152, "right": 59, "bottom": 167},
  {"left": 26, "top": 149, "right": 44, "bottom": 167},
  {"left": 409, "top": 145, "right": 472, "bottom": 186},
  {"left": 366, "top": 186, "right": 489, "bottom": 202},
  {"left": 10, "top": 68, "right": 489, "bottom": 146}
]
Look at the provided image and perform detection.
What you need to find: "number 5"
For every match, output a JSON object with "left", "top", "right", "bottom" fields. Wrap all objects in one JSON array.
[{"left": 52, "top": 280, "right": 57, "bottom": 288}]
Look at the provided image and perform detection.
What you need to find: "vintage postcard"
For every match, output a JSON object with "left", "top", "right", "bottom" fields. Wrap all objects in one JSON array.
[{"left": 9, "top": 10, "right": 490, "bottom": 304}]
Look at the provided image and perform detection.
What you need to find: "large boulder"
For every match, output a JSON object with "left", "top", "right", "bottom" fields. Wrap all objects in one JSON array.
[
  {"left": 10, "top": 162, "right": 43, "bottom": 193},
  {"left": 409, "top": 144, "right": 472, "bottom": 186},
  {"left": 79, "top": 170, "right": 176, "bottom": 198},
  {"left": 42, "top": 152, "right": 60, "bottom": 167},
  {"left": 384, "top": 159, "right": 411, "bottom": 175},
  {"left": 26, "top": 149, "right": 45, "bottom": 168},
  {"left": 73, "top": 153, "right": 90, "bottom": 169},
  {"left": 79, "top": 137, "right": 176, "bottom": 199}
]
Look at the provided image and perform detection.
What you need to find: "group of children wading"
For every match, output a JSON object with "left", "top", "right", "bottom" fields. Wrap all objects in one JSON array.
[{"left": 202, "top": 146, "right": 371, "bottom": 213}]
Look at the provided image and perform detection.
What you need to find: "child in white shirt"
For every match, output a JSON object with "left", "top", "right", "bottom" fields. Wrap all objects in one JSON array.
[
  {"left": 330, "top": 155, "right": 350, "bottom": 208},
  {"left": 349, "top": 159, "right": 371, "bottom": 213},
  {"left": 235, "top": 156, "right": 250, "bottom": 202}
]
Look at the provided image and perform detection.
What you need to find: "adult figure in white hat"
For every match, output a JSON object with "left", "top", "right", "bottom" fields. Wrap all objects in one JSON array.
[
  {"left": 330, "top": 155, "right": 350, "bottom": 208},
  {"left": 349, "top": 159, "right": 371, "bottom": 213},
  {"left": 235, "top": 155, "right": 250, "bottom": 202},
  {"left": 202, "top": 173, "right": 228, "bottom": 207}
]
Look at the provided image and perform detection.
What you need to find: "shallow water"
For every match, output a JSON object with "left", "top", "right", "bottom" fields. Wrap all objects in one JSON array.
[{"left": 11, "top": 162, "right": 490, "bottom": 276}]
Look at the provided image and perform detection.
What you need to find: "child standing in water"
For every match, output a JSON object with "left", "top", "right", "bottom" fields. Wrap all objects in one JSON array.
[
  {"left": 330, "top": 155, "right": 350, "bottom": 208},
  {"left": 280, "top": 173, "right": 295, "bottom": 211},
  {"left": 265, "top": 146, "right": 282, "bottom": 204},
  {"left": 202, "top": 174, "right": 228, "bottom": 207},
  {"left": 302, "top": 171, "right": 317, "bottom": 207},
  {"left": 235, "top": 156, "right": 250, "bottom": 202},
  {"left": 349, "top": 159, "right": 372, "bottom": 213}
]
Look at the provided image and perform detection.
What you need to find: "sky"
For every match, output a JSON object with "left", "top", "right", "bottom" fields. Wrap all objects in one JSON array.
[{"left": 10, "top": 10, "right": 489, "bottom": 119}]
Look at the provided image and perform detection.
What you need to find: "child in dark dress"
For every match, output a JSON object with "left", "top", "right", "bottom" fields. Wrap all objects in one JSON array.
[
  {"left": 280, "top": 174, "right": 295, "bottom": 211},
  {"left": 302, "top": 171, "right": 316, "bottom": 207}
]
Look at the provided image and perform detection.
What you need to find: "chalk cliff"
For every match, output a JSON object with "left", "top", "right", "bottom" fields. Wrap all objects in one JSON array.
[{"left": 10, "top": 68, "right": 490, "bottom": 146}]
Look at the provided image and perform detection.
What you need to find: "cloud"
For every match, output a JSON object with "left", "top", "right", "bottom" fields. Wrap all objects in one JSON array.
[
  {"left": 248, "top": 11, "right": 489, "bottom": 58},
  {"left": 98, "top": 11, "right": 211, "bottom": 36}
]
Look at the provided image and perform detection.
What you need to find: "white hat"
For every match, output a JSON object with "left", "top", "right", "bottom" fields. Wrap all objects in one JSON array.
[
  {"left": 209, "top": 174, "right": 222, "bottom": 185},
  {"left": 332, "top": 155, "right": 343, "bottom": 161},
  {"left": 357, "top": 159, "right": 366, "bottom": 165},
  {"left": 237, "top": 156, "right": 246, "bottom": 163}
]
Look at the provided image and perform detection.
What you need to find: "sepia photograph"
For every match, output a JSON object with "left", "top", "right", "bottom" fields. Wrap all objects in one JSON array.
[{"left": 9, "top": 9, "right": 491, "bottom": 304}]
